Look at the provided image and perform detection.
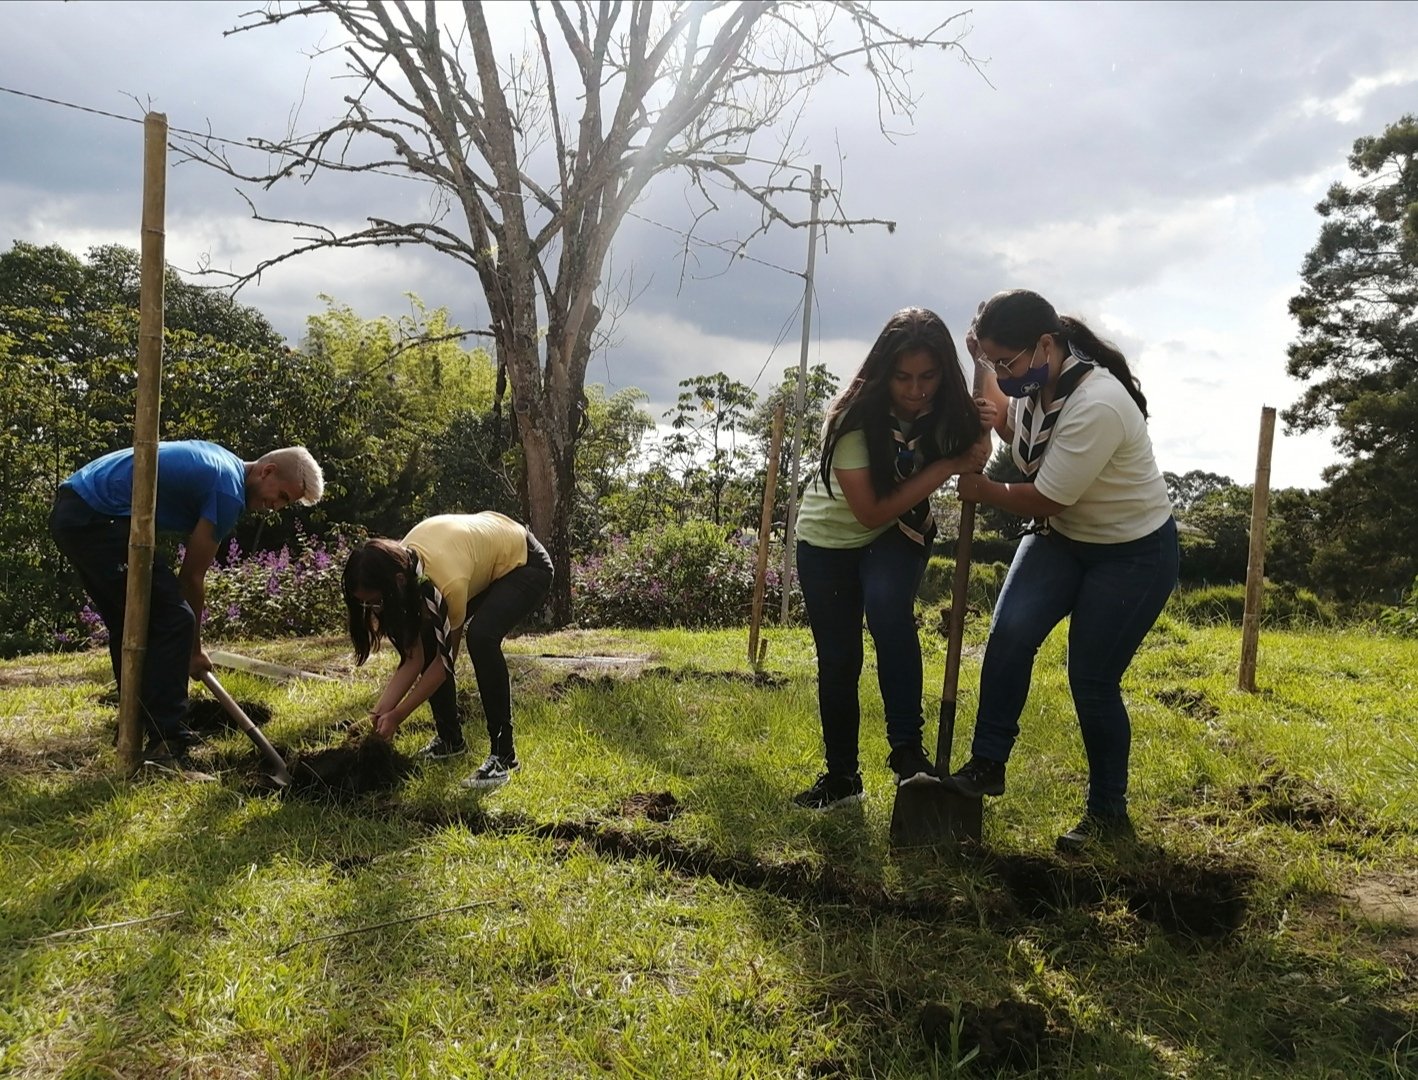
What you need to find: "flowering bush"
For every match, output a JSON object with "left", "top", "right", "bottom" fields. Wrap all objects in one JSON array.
[
  {"left": 202, "top": 525, "right": 363, "bottom": 640},
  {"left": 65, "top": 525, "right": 364, "bottom": 649},
  {"left": 573, "top": 520, "right": 800, "bottom": 628}
]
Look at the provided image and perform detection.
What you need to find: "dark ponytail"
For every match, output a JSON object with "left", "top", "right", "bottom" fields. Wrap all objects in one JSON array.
[
  {"left": 977, "top": 289, "right": 1149, "bottom": 418},
  {"left": 1057, "top": 315, "right": 1148, "bottom": 419}
]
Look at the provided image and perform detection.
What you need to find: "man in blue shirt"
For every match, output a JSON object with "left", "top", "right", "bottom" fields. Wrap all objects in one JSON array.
[{"left": 49, "top": 441, "right": 325, "bottom": 766}]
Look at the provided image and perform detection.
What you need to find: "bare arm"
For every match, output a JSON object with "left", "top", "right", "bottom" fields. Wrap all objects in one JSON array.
[
  {"left": 178, "top": 519, "right": 221, "bottom": 677},
  {"left": 835, "top": 433, "right": 992, "bottom": 530},
  {"left": 370, "top": 629, "right": 461, "bottom": 738},
  {"left": 956, "top": 473, "right": 1067, "bottom": 518}
]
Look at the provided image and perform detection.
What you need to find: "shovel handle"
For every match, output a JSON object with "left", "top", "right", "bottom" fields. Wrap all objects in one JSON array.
[
  {"left": 935, "top": 361, "right": 989, "bottom": 773},
  {"left": 199, "top": 671, "right": 292, "bottom": 787}
]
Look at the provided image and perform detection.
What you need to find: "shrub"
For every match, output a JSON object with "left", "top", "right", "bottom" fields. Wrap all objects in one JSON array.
[
  {"left": 202, "top": 525, "right": 363, "bottom": 640},
  {"left": 573, "top": 520, "right": 798, "bottom": 628},
  {"left": 919, "top": 555, "right": 1012, "bottom": 612},
  {"left": 1166, "top": 581, "right": 1339, "bottom": 628},
  {"left": 1379, "top": 578, "right": 1418, "bottom": 637},
  {"left": 66, "top": 525, "right": 365, "bottom": 649}
]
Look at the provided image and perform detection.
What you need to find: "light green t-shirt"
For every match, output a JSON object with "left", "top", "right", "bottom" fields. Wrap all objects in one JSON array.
[{"left": 794, "top": 428, "right": 894, "bottom": 549}]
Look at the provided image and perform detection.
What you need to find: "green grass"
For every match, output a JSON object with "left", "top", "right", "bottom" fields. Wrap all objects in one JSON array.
[{"left": 1, "top": 620, "right": 1416, "bottom": 1078}]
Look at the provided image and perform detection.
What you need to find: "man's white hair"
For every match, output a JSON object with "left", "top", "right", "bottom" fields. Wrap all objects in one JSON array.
[{"left": 256, "top": 447, "right": 325, "bottom": 505}]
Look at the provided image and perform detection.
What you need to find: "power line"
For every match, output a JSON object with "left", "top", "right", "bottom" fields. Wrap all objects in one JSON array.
[{"left": 1, "top": 81, "right": 806, "bottom": 278}]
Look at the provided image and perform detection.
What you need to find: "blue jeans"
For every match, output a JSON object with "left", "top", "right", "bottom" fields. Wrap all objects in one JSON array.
[
  {"left": 797, "top": 528, "right": 928, "bottom": 776},
  {"left": 49, "top": 486, "right": 196, "bottom": 746},
  {"left": 971, "top": 517, "right": 1179, "bottom": 817}
]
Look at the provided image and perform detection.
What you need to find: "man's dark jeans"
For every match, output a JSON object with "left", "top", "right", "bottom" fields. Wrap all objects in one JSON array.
[
  {"left": 797, "top": 528, "right": 929, "bottom": 776},
  {"left": 428, "top": 533, "right": 554, "bottom": 754},
  {"left": 49, "top": 486, "right": 195, "bottom": 746},
  {"left": 971, "top": 517, "right": 1180, "bottom": 817}
]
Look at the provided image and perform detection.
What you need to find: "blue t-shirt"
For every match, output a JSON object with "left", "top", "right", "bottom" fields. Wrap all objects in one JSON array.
[{"left": 65, "top": 440, "right": 246, "bottom": 539}]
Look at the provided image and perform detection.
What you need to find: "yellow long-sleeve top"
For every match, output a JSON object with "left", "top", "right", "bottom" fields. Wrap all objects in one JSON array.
[{"left": 402, "top": 513, "right": 529, "bottom": 630}]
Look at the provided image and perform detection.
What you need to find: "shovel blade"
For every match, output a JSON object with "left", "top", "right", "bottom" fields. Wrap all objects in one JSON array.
[{"left": 888, "top": 781, "right": 982, "bottom": 850}]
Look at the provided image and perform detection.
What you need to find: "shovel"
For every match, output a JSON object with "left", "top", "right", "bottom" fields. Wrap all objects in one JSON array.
[
  {"left": 888, "top": 500, "right": 984, "bottom": 849},
  {"left": 199, "top": 670, "right": 292, "bottom": 788},
  {"left": 890, "top": 376, "right": 989, "bottom": 849}
]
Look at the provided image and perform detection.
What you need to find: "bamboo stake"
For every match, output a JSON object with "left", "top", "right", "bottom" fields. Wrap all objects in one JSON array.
[
  {"left": 749, "top": 404, "right": 786, "bottom": 669},
  {"left": 116, "top": 112, "right": 168, "bottom": 773},
  {"left": 1238, "top": 406, "right": 1276, "bottom": 693}
]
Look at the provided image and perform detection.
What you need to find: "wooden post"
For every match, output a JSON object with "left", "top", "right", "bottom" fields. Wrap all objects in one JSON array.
[
  {"left": 749, "top": 404, "right": 786, "bottom": 669},
  {"left": 1238, "top": 406, "right": 1276, "bottom": 693},
  {"left": 116, "top": 112, "right": 168, "bottom": 772}
]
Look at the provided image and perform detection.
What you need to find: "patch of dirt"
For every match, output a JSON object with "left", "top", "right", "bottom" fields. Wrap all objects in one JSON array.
[
  {"left": 1346, "top": 873, "right": 1418, "bottom": 933},
  {"left": 286, "top": 735, "right": 416, "bottom": 799},
  {"left": 992, "top": 852, "right": 1252, "bottom": 938},
  {"left": 919, "top": 999, "right": 1061, "bottom": 1072},
  {"left": 1153, "top": 686, "right": 1220, "bottom": 721},
  {"left": 1236, "top": 765, "right": 1348, "bottom": 828},
  {"left": 1358, "top": 1005, "right": 1418, "bottom": 1061},
  {"left": 185, "top": 698, "right": 272, "bottom": 732},
  {"left": 616, "top": 791, "right": 681, "bottom": 822},
  {"left": 643, "top": 665, "right": 788, "bottom": 689}
]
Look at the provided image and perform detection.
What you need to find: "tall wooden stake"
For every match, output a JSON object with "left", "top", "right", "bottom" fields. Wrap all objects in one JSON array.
[
  {"left": 749, "top": 404, "right": 787, "bottom": 669},
  {"left": 1238, "top": 405, "right": 1276, "bottom": 693},
  {"left": 116, "top": 112, "right": 168, "bottom": 772}
]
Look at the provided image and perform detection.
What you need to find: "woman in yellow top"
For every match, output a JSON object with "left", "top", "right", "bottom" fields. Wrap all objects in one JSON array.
[{"left": 343, "top": 512, "right": 553, "bottom": 789}]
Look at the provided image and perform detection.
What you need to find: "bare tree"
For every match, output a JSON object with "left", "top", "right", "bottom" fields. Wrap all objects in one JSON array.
[{"left": 179, "top": 0, "right": 980, "bottom": 622}]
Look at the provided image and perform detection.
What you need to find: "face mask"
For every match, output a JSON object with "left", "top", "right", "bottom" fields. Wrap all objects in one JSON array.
[{"left": 995, "top": 351, "right": 1051, "bottom": 398}]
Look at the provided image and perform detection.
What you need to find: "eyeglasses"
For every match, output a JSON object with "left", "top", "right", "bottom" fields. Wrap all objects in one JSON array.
[
  {"left": 980, "top": 344, "right": 1031, "bottom": 377},
  {"left": 359, "top": 601, "right": 383, "bottom": 613}
]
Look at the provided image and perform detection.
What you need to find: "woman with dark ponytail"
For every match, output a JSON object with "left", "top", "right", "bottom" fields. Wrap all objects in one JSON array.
[
  {"left": 344, "top": 513, "right": 553, "bottom": 790},
  {"left": 942, "top": 289, "right": 1178, "bottom": 853},
  {"left": 791, "top": 307, "right": 994, "bottom": 810}
]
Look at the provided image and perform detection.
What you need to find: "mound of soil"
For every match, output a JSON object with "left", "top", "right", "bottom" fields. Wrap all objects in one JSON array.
[
  {"left": 617, "top": 791, "right": 680, "bottom": 822},
  {"left": 643, "top": 665, "right": 787, "bottom": 689},
  {"left": 1154, "top": 686, "right": 1219, "bottom": 721},
  {"left": 1237, "top": 766, "right": 1347, "bottom": 827},
  {"left": 919, "top": 999, "right": 1057, "bottom": 1072},
  {"left": 288, "top": 735, "right": 416, "bottom": 798}
]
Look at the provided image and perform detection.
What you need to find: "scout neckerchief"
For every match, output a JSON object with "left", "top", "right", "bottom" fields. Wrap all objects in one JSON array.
[
  {"left": 1009, "top": 343, "right": 1096, "bottom": 535},
  {"left": 892, "top": 411, "right": 937, "bottom": 547},
  {"left": 407, "top": 547, "right": 454, "bottom": 674}
]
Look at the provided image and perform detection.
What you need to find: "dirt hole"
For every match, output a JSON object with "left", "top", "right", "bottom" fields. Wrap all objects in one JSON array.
[
  {"left": 186, "top": 698, "right": 272, "bottom": 732},
  {"left": 1236, "top": 765, "right": 1348, "bottom": 828},
  {"left": 1153, "top": 686, "right": 1219, "bottom": 721},
  {"left": 643, "top": 665, "right": 787, "bottom": 689},
  {"left": 993, "top": 852, "right": 1252, "bottom": 938},
  {"left": 285, "top": 735, "right": 416, "bottom": 798},
  {"left": 919, "top": 999, "right": 1060, "bottom": 1072},
  {"left": 616, "top": 791, "right": 681, "bottom": 822}
]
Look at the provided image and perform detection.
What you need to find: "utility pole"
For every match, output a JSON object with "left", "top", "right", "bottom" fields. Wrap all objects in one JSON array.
[{"left": 780, "top": 163, "right": 822, "bottom": 624}]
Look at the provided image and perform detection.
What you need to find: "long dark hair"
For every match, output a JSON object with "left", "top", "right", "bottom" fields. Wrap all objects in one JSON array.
[
  {"left": 343, "top": 539, "right": 436, "bottom": 669},
  {"left": 976, "top": 289, "right": 1149, "bottom": 418},
  {"left": 817, "top": 307, "right": 980, "bottom": 497}
]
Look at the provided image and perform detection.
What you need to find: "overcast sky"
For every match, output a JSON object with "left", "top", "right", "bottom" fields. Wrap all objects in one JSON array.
[{"left": 4, "top": 1, "right": 1417, "bottom": 490}]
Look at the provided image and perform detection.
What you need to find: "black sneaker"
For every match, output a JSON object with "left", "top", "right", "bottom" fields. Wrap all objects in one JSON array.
[
  {"left": 462, "top": 753, "right": 519, "bottom": 791},
  {"left": 417, "top": 736, "right": 468, "bottom": 761},
  {"left": 1056, "top": 813, "right": 1135, "bottom": 855},
  {"left": 141, "top": 737, "right": 194, "bottom": 770},
  {"left": 792, "top": 772, "right": 865, "bottom": 810},
  {"left": 887, "top": 744, "right": 939, "bottom": 787},
  {"left": 943, "top": 756, "right": 1007, "bottom": 798}
]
